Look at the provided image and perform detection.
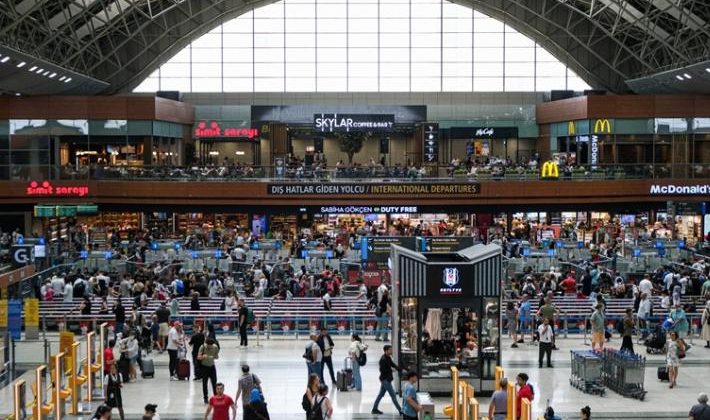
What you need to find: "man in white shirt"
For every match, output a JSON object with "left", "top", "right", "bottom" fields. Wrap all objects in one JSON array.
[
  {"left": 63, "top": 281, "right": 73, "bottom": 302},
  {"left": 637, "top": 293, "right": 652, "bottom": 333},
  {"left": 538, "top": 318, "right": 554, "bottom": 368},
  {"left": 664, "top": 271, "right": 676, "bottom": 291},
  {"left": 51, "top": 274, "right": 65, "bottom": 296},
  {"left": 167, "top": 322, "right": 185, "bottom": 381},
  {"left": 377, "top": 280, "right": 389, "bottom": 305},
  {"left": 639, "top": 276, "right": 653, "bottom": 298}
]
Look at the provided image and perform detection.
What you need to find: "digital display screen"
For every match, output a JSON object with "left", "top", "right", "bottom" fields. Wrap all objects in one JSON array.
[{"left": 426, "top": 264, "right": 475, "bottom": 298}]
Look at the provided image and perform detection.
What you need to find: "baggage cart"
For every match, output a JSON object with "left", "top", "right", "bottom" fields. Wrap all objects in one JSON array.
[
  {"left": 602, "top": 349, "right": 646, "bottom": 400},
  {"left": 569, "top": 350, "right": 605, "bottom": 396}
]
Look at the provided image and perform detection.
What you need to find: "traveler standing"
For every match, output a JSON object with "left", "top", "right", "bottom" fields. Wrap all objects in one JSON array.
[
  {"left": 198, "top": 337, "right": 220, "bottom": 404},
  {"left": 204, "top": 383, "right": 236, "bottom": 420},
  {"left": 190, "top": 324, "right": 206, "bottom": 380},
  {"left": 104, "top": 363, "right": 125, "bottom": 420},
  {"left": 689, "top": 393, "right": 710, "bottom": 420},
  {"left": 348, "top": 334, "right": 368, "bottom": 391},
  {"left": 536, "top": 296, "right": 560, "bottom": 349},
  {"left": 620, "top": 308, "right": 635, "bottom": 354},
  {"left": 669, "top": 304, "right": 689, "bottom": 339},
  {"left": 515, "top": 295, "right": 531, "bottom": 346},
  {"left": 371, "top": 345, "right": 402, "bottom": 415},
  {"left": 155, "top": 302, "right": 171, "bottom": 353},
  {"left": 238, "top": 299, "right": 249, "bottom": 348},
  {"left": 537, "top": 318, "right": 553, "bottom": 368},
  {"left": 515, "top": 373, "right": 533, "bottom": 420},
  {"left": 375, "top": 290, "right": 391, "bottom": 342},
  {"left": 167, "top": 321, "right": 185, "bottom": 381},
  {"left": 304, "top": 334, "right": 324, "bottom": 383},
  {"left": 487, "top": 378, "right": 508, "bottom": 420},
  {"left": 666, "top": 331, "right": 685, "bottom": 389},
  {"left": 317, "top": 327, "right": 336, "bottom": 385},
  {"left": 401, "top": 371, "right": 421, "bottom": 420},
  {"left": 702, "top": 300, "right": 710, "bottom": 348},
  {"left": 590, "top": 304, "right": 605, "bottom": 351},
  {"left": 311, "top": 384, "right": 333, "bottom": 420},
  {"left": 302, "top": 373, "right": 320, "bottom": 420},
  {"left": 235, "top": 365, "right": 262, "bottom": 412},
  {"left": 114, "top": 299, "right": 126, "bottom": 336},
  {"left": 637, "top": 293, "right": 652, "bottom": 335}
]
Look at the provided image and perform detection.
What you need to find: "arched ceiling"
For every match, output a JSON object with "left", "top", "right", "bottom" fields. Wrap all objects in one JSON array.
[{"left": 0, "top": 0, "right": 708, "bottom": 95}]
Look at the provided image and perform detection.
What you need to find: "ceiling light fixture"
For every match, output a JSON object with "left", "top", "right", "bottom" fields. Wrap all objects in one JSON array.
[
  {"left": 16, "top": 62, "right": 26, "bottom": 68},
  {"left": 59, "top": 76, "right": 66, "bottom": 81},
  {"left": 49, "top": 72, "right": 56, "bottom": 78},
  {"left": 29, "top": 66, "right": 37, "bottom": 71},
  {"left": 0, "top": 57, "right": 10, "bottom": 63},
  {"left": 675, "top": 75, "right": 684, "bottom": 81},
  {"left": 42, "top": 71, "right": 50, "bottom": 76},
  {"left": 64, "top": 77, "right": 72, "bottom": 83},
  {"left": 683, "top": 73, "right": 692, "bottom": 79},
  {"left": 706, "top": 68, "right": 710, "bottom": 73},
  {"left": 36, "top": 68, "right": 44, "bottom": 74}
]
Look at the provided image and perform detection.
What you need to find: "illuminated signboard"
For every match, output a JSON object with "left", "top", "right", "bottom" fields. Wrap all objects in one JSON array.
[
  {"left": 194, "top": 121, "right": 260, "bottom": 139},
  {"left": 26, "top": 181, "right": 89, "bottom": 197},
  {"left": 650, "top": 184, "right": 710, "bottom": 195},
  {"left": 314, "top": 113, "right": 395, "bottom": 133}
]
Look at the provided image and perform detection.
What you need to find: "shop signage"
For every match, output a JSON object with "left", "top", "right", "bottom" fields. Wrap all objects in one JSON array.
[
  {"left": 440, "top": 267, "right": 462, "bottom": 295},
  {"left": 313, "top": 113, "right": 395, "bottom": 133},
  {"left": 267, "top": 183, "right": 480, "bottom": 195},
  {"left": 540, "top": 161, "right": 559, "bottom": 179},
  {"left": 26, "top": 181, "right": 89, "bottom": 197},
  {"left": 650, "top": 184, "right": 710, "bottom": 195},
  {"left": 319, "top": 206, "right": 418, "bottom": 214},
  {"left": 568, "top": 121, "right": 576, "bottom": 136},
  {"left": 590, "top": 135, "right": 599, "bottom": 168},
  {"left": 448, "top": 127, "right": 518, "bottom": 139},
  {"left": 11, "top": 245, "right": 34, "bottom": 266},
  {"left": 427, "top": 264, "right": 474, "bottom": 297},
  {"left": 593, "top": 119, "right": 612, "bottom": 134},
  {"left": 194, "top": 121, "right": 260, "bottom": 139},
  {"left": 423, "top": 123, "right": 439, "bottom": 163}
]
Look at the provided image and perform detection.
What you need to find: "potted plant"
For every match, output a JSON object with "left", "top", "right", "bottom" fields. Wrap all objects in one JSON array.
[
  {"left": 453, "top": 167, "right": 468, "bottom": 179},
  {"left": 571, "top": 166, "right": 587, "bottom": 179},
  {"left": 475, "top": 168, "right": 492, "bottom": 179}
]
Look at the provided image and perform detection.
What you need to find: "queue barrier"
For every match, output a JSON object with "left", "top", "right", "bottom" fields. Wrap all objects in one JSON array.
[{"left": 443, "top": 366, "right": 481, "bottom": 420}]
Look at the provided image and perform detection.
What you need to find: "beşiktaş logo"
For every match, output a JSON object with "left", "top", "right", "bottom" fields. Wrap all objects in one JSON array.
[
  {"left": 440, "top": 267, "right": 462, "bottom": 295},
  {"left": 649, "top": 184, "right": 710, "bottom": 195}
]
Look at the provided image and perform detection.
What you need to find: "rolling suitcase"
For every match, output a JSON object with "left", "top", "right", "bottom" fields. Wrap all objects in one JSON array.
[
  {"left": 141, "top": 358, "right": 155, "bottom": 378},
  {"left": 343, "top": 358, "right": 353, "bottom": 387},
  {"left": 657, "top": 366, "right": 669, "bottom": 382},
  {"left": 177, "top": 359, "right": 190, "bottom": 380},
  {"left": 337, "top": 370, "right": 348, "bottom": 392}
]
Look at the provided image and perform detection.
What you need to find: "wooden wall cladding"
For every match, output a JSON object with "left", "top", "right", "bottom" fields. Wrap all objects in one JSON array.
[
  {"left": 536, "top": 94, "right": 710, "bottom": 123},
  {"left": 0, "top": 179, "right": 707, "bottom": 207}
]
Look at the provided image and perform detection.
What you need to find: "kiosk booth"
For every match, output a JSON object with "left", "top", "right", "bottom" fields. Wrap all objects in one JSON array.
[{"left": 391, "top": 243, "right": 502, "bottom": 395}]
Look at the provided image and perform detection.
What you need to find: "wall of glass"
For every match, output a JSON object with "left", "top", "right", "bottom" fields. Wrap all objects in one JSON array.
[
  {"left": 134, "top": 0, "right": 591, "bottom": 93},
  {"left": 0, "top": 120, "right": 187, "bottom": 180}
]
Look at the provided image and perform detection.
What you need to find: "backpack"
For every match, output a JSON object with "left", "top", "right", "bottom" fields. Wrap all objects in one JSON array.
[
  {"left": 303, "top": 344, "right": 315, "bottom": 363},
  {"left": 357, "top": 350, "right": 367, "bottom": 367},
  {"left": 310, "top": 395, "right": 325, "bottom": 420},
  {"left": 73, "top": 281, "right": 85, "bottom": 298},
  {"left": 527, "top": 383, "right": 535, "bottom": 399},
  {"left": 301, "top": 392, "right": 311, "bottom": 413}
]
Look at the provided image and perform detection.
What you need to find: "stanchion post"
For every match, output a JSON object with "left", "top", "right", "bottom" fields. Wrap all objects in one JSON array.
[
  {"left": 495, "top": 367, "right": 504, "bottom": 391},
  {"left": 506, "top": 382, "right": 517, "bottom": 420},
  {"left": 451, "top": 367, "right": 459, "bottom": 420},
  {"left": 520, "top": 398, "right": 532, "bottom": 420},
  {"left": 14, "top": 379, "right": 26, "bottom": 420}
]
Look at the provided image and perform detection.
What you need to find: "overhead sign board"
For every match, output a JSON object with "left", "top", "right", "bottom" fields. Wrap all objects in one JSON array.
[
  {"left": 314, "top": 113, "right": 395, "bottom": 133},
  {"left": 650, "top": 184, "right": 710, "bottom": 195},
  {"left": 318, "top": 206, "right": 418, "bottom": 214},
  {"left": 448, "top": 127, "right": 519, "bottom": 139},
  {"left": 26, "top": 181, "right": 89, "bottom": 197},
  {"left": 267, "top": 183, "right": 480, "bottom": 195}
]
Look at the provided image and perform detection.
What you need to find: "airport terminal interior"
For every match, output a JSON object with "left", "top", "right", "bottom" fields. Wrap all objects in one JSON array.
[{"left": 0, "top": 1, "right": 710, "bottom": 419}]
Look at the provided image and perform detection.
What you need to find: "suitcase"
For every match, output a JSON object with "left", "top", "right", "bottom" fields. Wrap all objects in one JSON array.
[
  {"left": 336, "top": 370, "right": 348, "bottom": 392},
  {"left": 177, "top": 359, "right": 190, "bottom": 380},
  {"left": 657, "top": 366, "right": 669, "bottom": 381},
  {"left": 343, "top": 358, "right": 353, "bottom": 387},
  {"left": 141, "top": 358, "right": 155, "bottom": 378}
]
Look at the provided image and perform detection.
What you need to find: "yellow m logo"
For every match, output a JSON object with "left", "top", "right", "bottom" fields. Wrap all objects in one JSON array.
[
  {"left": 593, "top": 119, "right": 612, "bottom": 134},
  {"left": 540, "top": 161, "right": 559, "bottom": 178},
  {"left": 568, "top": 121, "right": 575, "bottom": 136}
]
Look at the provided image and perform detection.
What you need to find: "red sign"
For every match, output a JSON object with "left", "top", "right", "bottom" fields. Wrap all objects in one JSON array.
[
  {"left": 26, "top": 181, "right": 89, "bottom": 197},
  {"left": 194, "top": 121, "right": 259, "bottom": 139}
]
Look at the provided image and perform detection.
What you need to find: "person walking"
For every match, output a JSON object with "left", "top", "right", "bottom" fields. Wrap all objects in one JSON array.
[
  {"left": 317, "top": 327, "right": 336, "bottom": 385},
  {"left": 304, "top": 334, "right": 324, "bottom": 383},
  {"left": 114, "top": 298, "right": 126, "bottom": 336},
  {"left": 401, "top": 371, "right": 421, "bottom": 420},
  {"left": 689, "top": 393, "right": 710, "bottom": 420},
  {"left": 302, "top": 373, "right": 320, "bottom": 420},
  {"left": 702, "top": 300, "right": 710, "bottom": 348},
  {"left": 167, "top": 321, "right": 185, "bottom": 381},
  {"left": 515, "top": 373, "right": 533, "bottom": 420},
  {"left": 666, "top": 330, "right": 685, "bottom": 389},
  {"left": 590, "top": 303, "right": 605, "bottom": 351},
  {"left": 235, "top": 365, "right": 262, "bottom": 413},
  {"left": 204, "top": 383, "right": 236, "bottom": 420},
  {"left": 190, "top": 324, "right": 206, "bottom": 380},
  {"left": 371, "top": 345, "right": 402, "bottom": 415},
  {"left": 238, "top": 299, "right": 249, "bottom": 348},
  {"left": 198, "top": 337, "right": 220, "bottom": 404},
  {"left": 537, "top": 318, "right": 553, "bottom": 368},
  {"left": 637, "top": 293, "right": 652, "bottom": 337},
  {"left": 243, "top": 388, "right": 270, "bottom": 420},
  {"left": 487, "top": 378, "right": 508, "bottom": 420},
  {"left": 670, "top": 304, "right": 690, "bottom": 339},
  {"left": 620, "top": 308, "right": 635, "bottom": 354},
  {"left": 348, "top": 334, "right": 368, "bottom": 391},
  {"left": 375, "top": 289, "right": 391, "bottom": 342},
  {"left": 104, "top": 363, "right": 125, "bottom": 420},
  {"left": 155, "top": 302, "right": 171, "bottom": 353},
  {"left": 515, "top": 295, "right": 531, "bottom": 346},
  {"left": 312, "top": 384, "right": 333, "bottom": 420}
]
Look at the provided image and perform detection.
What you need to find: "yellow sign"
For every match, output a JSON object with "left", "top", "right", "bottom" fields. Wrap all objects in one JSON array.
[
  {"left": 593, "top": 118, "right": 612, "bottom": 134},
  {"left": 0, "top": 300, "right": 7, "bottom": 328},
  {"left": 25, "top": 298, "right": 39, "bottom": 327},
  {"left": 568, "top": 121, "right": 576, "bottom": 136},
  {"left": 540, "top": 160, "right": 559, "bottom": 179}
]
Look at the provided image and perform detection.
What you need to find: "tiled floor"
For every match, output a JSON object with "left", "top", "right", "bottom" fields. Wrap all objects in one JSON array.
[{"left": 1, "top": 332, "right": 708, "bottom": 419}]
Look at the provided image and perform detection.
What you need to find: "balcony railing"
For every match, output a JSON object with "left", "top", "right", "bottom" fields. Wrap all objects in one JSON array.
[{"left": 0, "top": 163, "right": 708, "bottom": 182}]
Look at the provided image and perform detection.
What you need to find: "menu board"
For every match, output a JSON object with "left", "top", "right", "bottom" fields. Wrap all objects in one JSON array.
[
  {"left": 362, "top": 237, "right": 417, "bottom": 268},
  {"left": 419, "top": 237, "right": 475, "bottom": 253}
]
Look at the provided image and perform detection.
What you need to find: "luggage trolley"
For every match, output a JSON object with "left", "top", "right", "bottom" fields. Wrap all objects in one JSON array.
[
  {"left": 602, "top": 349, "right": 647, "bottom": 401},
  {"left": 569, "top": 350, "right": 605, "bottom": 396}
]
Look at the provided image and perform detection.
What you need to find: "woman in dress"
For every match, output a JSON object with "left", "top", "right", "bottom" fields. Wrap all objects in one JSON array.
[
  {"left": 701, "top": 300, "right": 710, "bottom": 348},
  {"left": 104, "top": 362, "right": 125, "bottom": 419},
  {"left": 666, "top": 331, "right": 685, "bottom": 388}
]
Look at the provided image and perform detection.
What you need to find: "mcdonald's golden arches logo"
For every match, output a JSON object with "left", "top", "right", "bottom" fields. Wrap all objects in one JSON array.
[
  {"left": 568, "top": 121, "right": 576, "bottom": 136},
  {"left": 540, "top": 160, "right": 559, "bottom": 179},
  {"left": 593, "top": 119, "right": 612, "bottom": 134}
]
